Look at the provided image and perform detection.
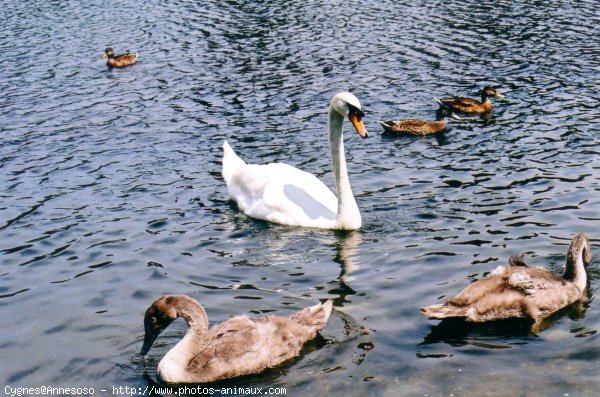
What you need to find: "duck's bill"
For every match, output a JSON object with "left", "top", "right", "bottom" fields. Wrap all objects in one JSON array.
[
  {"left": 349, "top": 114, "right": 368, "bottom": 138},
  {"left": 495, "top": 92, "right": 505, "bottom": 99},
  {"left": 450, "top": 113, "right": 462, "bottom": 120},
  {"left": 101, "top": 54, "right": 108, "bottom": 59}
]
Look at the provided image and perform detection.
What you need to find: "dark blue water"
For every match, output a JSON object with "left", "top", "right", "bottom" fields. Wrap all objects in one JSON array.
[{"left": 1, "top": 1, "right": 599, "bottom": 396}]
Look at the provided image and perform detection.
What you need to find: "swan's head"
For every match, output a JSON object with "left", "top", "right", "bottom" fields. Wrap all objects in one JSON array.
[
  {"left": 141, "top": 295, "right": 209, "bottom": 355},
  {"left": 141, "top": 295, "right": 189, "bottom": 355},
  {"left": 331, "top": 92, "right": 368, "bottom": 138},
  {"left": 567, "top": 233, "right": 592, "bottom": 268},
  {"left": 560, "top": 233, "right": 592, "bottom": 288}
]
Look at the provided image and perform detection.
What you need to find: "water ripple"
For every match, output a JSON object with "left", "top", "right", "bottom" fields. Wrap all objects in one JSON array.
[{"left": 1, "top": 0, "right": 600, "bottom": 395}]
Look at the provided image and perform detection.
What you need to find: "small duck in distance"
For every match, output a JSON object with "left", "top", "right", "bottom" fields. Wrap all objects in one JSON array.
[
  {"left": 141, "top": 295, "right": 333, "bottom": 384},
  {"left": 435, "top": 85, "right": 504, "bottom": 114},
  {"left": 380, "top": 102, "right": 461, "bottom": 136},
  {"left": 421, "top": 234, "right": 592, "bottom": 330},
  {"left": 101, "top": 47, "right": 138, "bottom": 68}
]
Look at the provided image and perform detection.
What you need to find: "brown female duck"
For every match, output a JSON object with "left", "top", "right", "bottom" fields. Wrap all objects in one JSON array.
[
  {"left": 141, "top": 295, "right": 332, "bottom": 384},
  {"left": 101, "top": 47, "right": 138, "bottom": 68},
  {"left": 435, "top": 85, "right": 504, "bottom": 114},
  {"left": 380, "top": 102, "right": 460, "bottom": 136},
  {"left": 421, "top": 234, "right": 592, "bottom": 328}
]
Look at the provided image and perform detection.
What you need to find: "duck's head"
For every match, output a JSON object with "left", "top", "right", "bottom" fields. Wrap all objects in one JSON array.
[
  {"left": 482, "top": 85, "right": 505, "bottom": 99},
  {"left": 330, "top": 92, "right": 368, "bottom": 138},
  {"left": 101, "top": 48, "right": 114, "bottom": 59},
  {"left": 141, "top": 295, "right": 179, "bottom": 355},
  {"left": 435, "top": 101, "right": 462, "bottom": 120}
]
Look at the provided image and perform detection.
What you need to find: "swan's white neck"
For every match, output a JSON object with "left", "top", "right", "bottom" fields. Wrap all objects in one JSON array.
[
  {"left": 157, "top": 305, "right": 208, "bottom": 384},
  {"left": 328, "top": 108, "right": 361, "bottom": 230}
]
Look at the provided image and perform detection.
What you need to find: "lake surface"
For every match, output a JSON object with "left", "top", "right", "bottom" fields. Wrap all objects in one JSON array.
[{"left": 1, "top": 0, "right": 599, "bottom": 396}]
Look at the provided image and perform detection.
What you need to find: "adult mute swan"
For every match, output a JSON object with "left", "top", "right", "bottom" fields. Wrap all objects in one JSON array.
[
  {"left": 222, "top": 92, "right": 368, "bottom": 230},
  {"left": 141, "top": 295, "right": 333, "bottom": 384}
]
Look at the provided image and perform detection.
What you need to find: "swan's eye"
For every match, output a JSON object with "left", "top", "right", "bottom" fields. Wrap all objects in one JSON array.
[{"left": 347, "top": 104, "right": 365, "bottom": 121}]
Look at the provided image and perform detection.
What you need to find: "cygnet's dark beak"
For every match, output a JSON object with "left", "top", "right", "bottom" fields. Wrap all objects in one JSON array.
[{"left": 141, "top": 328, "right": 159, "bottom": 355}]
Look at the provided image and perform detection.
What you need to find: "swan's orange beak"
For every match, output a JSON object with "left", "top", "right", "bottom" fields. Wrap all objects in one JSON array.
[{"left": 349, "top": 113, "right": 368, "bottom": 138}]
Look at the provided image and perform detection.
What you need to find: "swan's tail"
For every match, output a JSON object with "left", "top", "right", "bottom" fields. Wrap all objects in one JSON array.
[
  {"left": 291, "top": 300, "right": 333, "bottom": 331},
  {"left": 421, "top": 304, "right": 467, "bottom": 319},
  {"left": 222, "top": 140, "right": 246, "bottom": 184}
]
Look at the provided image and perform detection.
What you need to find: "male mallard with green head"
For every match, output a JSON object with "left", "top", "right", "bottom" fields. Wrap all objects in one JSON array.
[
  {"left": 435, "top": 85, "right": 504, "bottom": 114},
  {"left": 421, "top": 234, "right": 592, "bottom": 330},
  {"left": 101, "top": 47, "right": 138, "bottom": 68}
]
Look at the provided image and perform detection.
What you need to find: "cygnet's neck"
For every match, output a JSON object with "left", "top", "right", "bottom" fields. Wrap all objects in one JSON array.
[
  {"left": 562, "top": 234, "right": 591, "bottom": 292},
  {"left": 157, "top": 299, "right": 209, "bottom": 384},
  {"left": 328, "top": 109, "right": 361, "bottom": 230}
]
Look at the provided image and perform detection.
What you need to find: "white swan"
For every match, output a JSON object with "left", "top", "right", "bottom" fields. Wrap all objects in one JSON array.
[{"left": 222, "top": 92, "right": 368, "bottom": 230}]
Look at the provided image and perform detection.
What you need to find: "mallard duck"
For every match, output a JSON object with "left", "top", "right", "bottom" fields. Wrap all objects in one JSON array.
[
  {"left": 435, "top": 85, "right": 504, "bottom": 114},
  {"left": 421, "top": 234, "right": 592, "bottom": 328},
  {"left": 379, "top": 102, "right": 461, "bottom": 136},
  {"left": 101, "top": 47, "right": 138, "bottom": 68},
  {"left": 222, "top": 92, "right": 368, "bottom": 230},
  {"left": 141, "top": 295, "right": 333, "bottom": 384}
]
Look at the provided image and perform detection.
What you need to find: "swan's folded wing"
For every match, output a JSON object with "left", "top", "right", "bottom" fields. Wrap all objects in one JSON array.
[
  {"left": 186, "top": 316, "right": 261, "bottom": 381},
  {"left": 228, "top": 161, "right": 338, "bottom": 226},
  {"left": 189, "top": 315, "right": 305, "bottom": 382},
  {"left": 448, "top": 272, "right": 508, "bottom": 306},
  {"left": 506, "top": 268, "right": 565, "bottom": 294}
]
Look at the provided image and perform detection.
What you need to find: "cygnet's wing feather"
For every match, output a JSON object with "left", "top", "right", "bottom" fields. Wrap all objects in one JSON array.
[
  {"left": 447, "top": 266, "right": 564, "bottom": 308},
  {"left": 422, "top": 266, "right": 579, "bottom": 322},
  {"left": 446, "top": 267, "right": 510, "bottom": 306},
  {"left": 188, "top": 315, "right": 283, "bottom": 382},
  {"left": 290, "top": 300, "right": 332, "bottom": 329},
  {"left": 188, "top": 303, "right": 331, "bottom": 383},
  {"left": 506, "top": 267, "right": 566, "bottom": 294}
]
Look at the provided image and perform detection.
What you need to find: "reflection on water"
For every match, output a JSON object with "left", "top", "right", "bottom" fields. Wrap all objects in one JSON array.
[
  {"left": 420, "top": 318, "right": 536, "bottom": 348},
  {"left": 1, "top": 0, "right": 600, "bottom": 395},
  {"left": 332, "top": 231, "right": 362, "bottom": 290}
]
